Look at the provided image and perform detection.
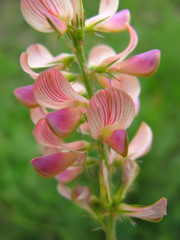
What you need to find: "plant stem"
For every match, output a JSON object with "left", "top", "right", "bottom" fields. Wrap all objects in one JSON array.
[{"left": 105, "top": 213, "right": 117, "bottom": 240}]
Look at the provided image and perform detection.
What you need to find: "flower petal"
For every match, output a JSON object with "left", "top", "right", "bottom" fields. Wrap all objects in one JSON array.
[
  {"left": 14, "top": 85, "right": 38, "bottom": 108},
  {"left": 57, "top": 182, "right": 71, "bottom": 200},
  {"left": 34, "top": 118, "right": 62, "bottom": 147},
  {"left": 88, "top": 45, "right": 115, "bottom": 67},
  {"left": 104, "top": 129, "right": 128, "bottom": 157},
  {"left": 31, "top": 151, "right": 82, "bottom": 178},
  {"left": 21, "top": 0, "right": 73, "bottom": 32},
  {"left": 120, "top": 198, "right": 167, "bottom": 222},
  {"left": 112, "top": 50, "right": 161, "bottom": 77},
  {"left": 30, "top": 106, "right": 47, "bottom": 124},
  {"left": 103, "top": 23, "right": 138, "bottom": 66},
  {"left": 95, "top": 9, "right": 130, "bottom": 33},
  {"left": 121, "top": 158, "right": 139, "bottom": 198},
  {"left": 56, "top": 166, "right": 82, "bottom": 183},
  {"left": 128, "top": 122, "right": 153, "bottom": 160},
  {"left": 45, "top": 12, "right": 68, "bottom": 35},
  {"left": 104, "top": 88, "right": 135, "bottom": 133},
  {"left": 33, "top": 69, "right": 88, "bottom": 109},
  {"left": 46, "top": 107, "right": 82, "bottom": 138},
  {"left": 86, "top": 0, "right": 119, "bottom": 27},
  {"left": 88, "top": 89, "right": 109, "bottom": 139},
  {"left": 71, "top": 185, "right": 93, "bottom": 214},
  {"left": 88, "top": 88, "right": 135, "bottom": 139},
  {"left": 20, "top": 53, "right": 39, "bottom": 79}
]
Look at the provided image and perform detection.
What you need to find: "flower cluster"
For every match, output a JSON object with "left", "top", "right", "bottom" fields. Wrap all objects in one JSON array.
[{"left": 14, "top": 0, "right": 167, "bottom": 238}]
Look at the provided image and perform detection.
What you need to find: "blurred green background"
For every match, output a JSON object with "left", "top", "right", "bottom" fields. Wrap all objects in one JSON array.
[{"left": 0, "top": 0, "right": 180, "bottom": 239}]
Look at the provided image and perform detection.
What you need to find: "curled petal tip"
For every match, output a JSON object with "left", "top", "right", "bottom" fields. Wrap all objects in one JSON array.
[
  {"left": 31, "top": 152, "right": 82, "bottom": 178},
  {"left": 14, "top": 85, "right": 38, "bottom": 108}
]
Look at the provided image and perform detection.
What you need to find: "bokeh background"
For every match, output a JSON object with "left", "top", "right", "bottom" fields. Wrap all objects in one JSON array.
[{"left": 0, "top": 0, "right": 180, "bottom": 239}]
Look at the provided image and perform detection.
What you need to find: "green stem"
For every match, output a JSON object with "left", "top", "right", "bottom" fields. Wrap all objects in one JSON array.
[
  {"left": 75, "top": 45, "right": 93, "bottom": 99},
  {"left": 105, "top": 213, "right": 117, "bottom": 240}
]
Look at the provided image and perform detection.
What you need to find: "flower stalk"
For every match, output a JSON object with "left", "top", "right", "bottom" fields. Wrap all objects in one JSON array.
[{"left": 14, "top": 0, "right": 167, "bottom": 239}]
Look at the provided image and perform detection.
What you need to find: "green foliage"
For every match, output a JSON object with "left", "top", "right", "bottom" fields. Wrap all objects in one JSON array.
[{"left": 0, "top": 0, "right": 180, "bottom": 239}]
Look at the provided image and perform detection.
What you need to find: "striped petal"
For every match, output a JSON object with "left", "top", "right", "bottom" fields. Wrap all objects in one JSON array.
[
  {"left": 20, "top": 53, "right": 38, "bottom": 79},
  {"left": 86, "top": 0, "right": 119, "bottom": 27},
  {"left": 88, "top": 88, "right": 135, "bottom": 139},
  {"left": 56, "top": 166, "right": 82, "bottom": 183},
  {"left": 46, "top": 107, "right": 82, "bottom": 138},
  {"left": 104, "top": 129, "right": 128, "bottom": 157},
  {"left": 33, "top": 69, "right": 88, "bottom": 109},
  {"left": 14, "top": 85, "right": 38, "bottom": 108},
  {"left": 128, "top": 122, "right": 153, "bottom": 160},
  {"left": 104, "top": 88, "right": 135, "bottom": 134},
  {"left": 112, "top": 50, "right": 161, "bottom": 77},
  {"left": 103, "top": 23, "right": 138, "bottom": 66},
  {"left": 88, "top": 45, "right": 115, "bottom": 67},
  {"left": 21, "top": 0, "right": 73, "bottom": 32},
  {"left": 34, "top": 118, "right": 62, "bottom": 147},
  {"left": 30, "top": 107, "right": 47, "bottom": 124},
  {"left": 120, "top": 198, "right": 167, "bottom": 222},
  {"left": 31, "top": 151, "right": 82, "bottom": 178},
  {"left": 95, "top": 9, "right": 130, "bottom": 33}
]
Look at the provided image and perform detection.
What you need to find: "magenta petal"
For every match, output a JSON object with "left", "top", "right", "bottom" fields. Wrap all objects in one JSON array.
[
  {"left": 95, "top": 9, "right": 130, "bottom": 33},
  {"left": 56, "top": 166, "right": 82, "bottom": 183},
  {"left": 121, "top": 198, "right": 167, "bottom": 222},
  {"left": 14, "top": 85, "right": 38, "bottom": 108},
  {"left": 113, "top": 50, "right": 161, "bottom": 77},
  {"left": 45, "top": 12, "right": 67, "bottom": 35},
  {"left": 34, "top": 118, "right": 62, "bottom": 147},
  {"left": 31, "top": 151, "right": 83, "bottom": 178},
  {"left": 104, "top": 129, "right": 128, "bottom": 157},
  {"left": 46, "top": 107, "right": 82, "bottom": 138}
]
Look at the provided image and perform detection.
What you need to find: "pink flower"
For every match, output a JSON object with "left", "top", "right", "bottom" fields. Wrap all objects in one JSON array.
[
  {"left": 88, "top": 88, "right": 135, "bottom": 157},
  {"left": 20, "top": 43, "right": 74, "bottom": 79},
  {"left": 88, "top": 23, "right": 161, "bottom": 77},
  {"left": 120, "top": 198, "right": 167, "bottom": 222},
  {"left": 21, "top": 0, "right": 74, "bottom": 34},
  {"left": 85, "top": 0, "right": 130, "bottom": 33}
]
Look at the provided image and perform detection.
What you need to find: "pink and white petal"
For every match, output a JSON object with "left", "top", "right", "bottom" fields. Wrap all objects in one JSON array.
[
  {"left": 134, "top": 97, "right": 140, "bottom": 116},
  {"left": 30, "top": 106, "right": 47, "bottom": 124},
  {"left": 26, "top": 44, "right": 53, "bottom": 68},
  {"left": 14, "top": 85, "right": 38, "bottom": 108},
  {"left": 104, "top": 88, "right": 135, "bottom": 132},
  {"left": 34, "top": 118, "right": 62, "bottom": 147},
  {"left": 88, "top": 89, "right": 109, "bottom": 139},
  {"left": 121, "top": 198, "right": 167, "bottom": 222},
  {"left": 104, "top": 23, "right": 138, "bottom": 66},
  {"left": 96, "top": 75, "right": 110, "bottom": 88},
  {"left": 57, "top": 182, "right": 72, "bottom": 200},
  {"left": 112, "top": 50, "right": 161, "bottom": 77},
  {"left": 56, "top": 166, "right": 82, "bottom": 183},
  {"left": 121, "top": 158, "right": 139, "bottom": 198},
  {"left": 45, "top": 12, "right": 68, "bottom": 36},
  {"left": 70, "top": 0, "right": 84, "bottom": 25},
  {"left": 88, "top": 45, "right": 115, "bottom": 67},
  {"left": 104, "top": 129, "right": 128, "bottom": 157},
  {"left": 46, "top": 107, "right": 82, "bottom": 138},
  {"left": 40, "top": 0, "right": 73, "bottom": 21},
  {"left": 128, "top": 122, "right": 153, "bottom": 160},
  {"left": 21, "top": 0, "right": 54, "bottom": 32},
  {"left": 79, "top": 122, "right": 90, "bottom": 135},
  {"left": 86, "top": 0, "right": 119, "bottom": 27},
  {"left": 71, "top": 82, "right": 86, "bottom": 95},
  {"left": 71, "top": 185, "right": 93, "bottom": 214},
  {"left": 20, "top": 53, "right": 39, "bottom": 79},
  {"left": 31, "top": 151, "right": 82, "bottom": 178},
  {"left": 95, "top": 9, "right": 130, "bottom": 33},
  {"left": 33, "top": 69, "right": 88, "bottom": 109}
]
